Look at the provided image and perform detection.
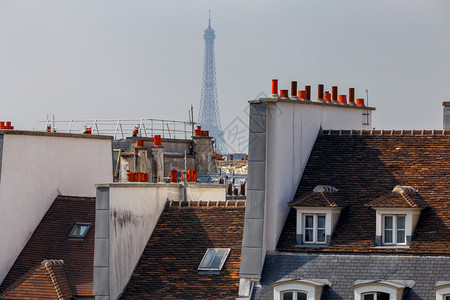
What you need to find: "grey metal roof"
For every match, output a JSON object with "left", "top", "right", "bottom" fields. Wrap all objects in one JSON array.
[{"left": 252, "top": 253, "right": 450, "bottom": 300}]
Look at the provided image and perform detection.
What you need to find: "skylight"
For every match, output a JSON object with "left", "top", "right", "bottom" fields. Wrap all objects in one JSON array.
[
  {"left": 198, "top": 248, "right": 230, "bottom": 271},
  {"left": 68, "top": 223, "right": 91, "bottom": 238}
]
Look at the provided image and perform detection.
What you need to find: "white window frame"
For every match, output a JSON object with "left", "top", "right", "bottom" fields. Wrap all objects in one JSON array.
[
  {"left": 303, "top": 214, "right": 326, "bottom": 244},
  {"left": 435, "top": 282, "right": 450, "bottom": 300},
  {"left": 373, "top": 208, "right": 423, "bottom": 247},
  {"left": 362, "top": 291, "right": 390, "bottom": 300},
  {"left": 280, "top": 290, "right": 308, "bottom": 300},
  {"left": 198, "top": 248, "right": 230, "bottom": 271},
  {"left": 295, "top": 207, "right": 342, "bottom": 246},
  {"left": 354, "top": 281, "right": 406, "bottom": 300},
  {"left": 382, "top": 215, "right": 406, "bottom": 245},
  {"left": 272, "top": 279, "right": 328, "bottom": 300}
]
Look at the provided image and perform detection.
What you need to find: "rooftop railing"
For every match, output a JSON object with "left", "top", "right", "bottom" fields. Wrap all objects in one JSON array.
[{"left": 38, "top": 118, "right": 196, "bottom": 140}]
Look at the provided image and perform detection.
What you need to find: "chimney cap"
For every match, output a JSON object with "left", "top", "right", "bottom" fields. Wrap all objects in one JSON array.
[{"left": 443, "top": 101, "right": 450, "bottom": 107}]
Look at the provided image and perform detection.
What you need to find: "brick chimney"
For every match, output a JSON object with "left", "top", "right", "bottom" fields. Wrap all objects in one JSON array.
[{"left": 444, "top": 101, "right": 450, "bottom": 130}]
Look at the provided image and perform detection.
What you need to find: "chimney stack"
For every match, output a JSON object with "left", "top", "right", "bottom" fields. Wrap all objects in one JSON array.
[
  {"left": 290, "top": 81, "right": 298, "bottom": 99},
  {"left": 316, "top": 84, "right": 325, "bottom": 102},
  {"left": 305, "top": 85, "right": 311, "bottom": 101},
  {"left": 444, "top": 101, "right": 450, "bottom": 130},
  {"left": 348, "top": 88, "right": 356, "bottom": 106},
  {"left": 332, "top": 86, "right": 338, "bottom": 104},
  {"left": 271, "top": 79, "right": 279, "bottom": 98}
]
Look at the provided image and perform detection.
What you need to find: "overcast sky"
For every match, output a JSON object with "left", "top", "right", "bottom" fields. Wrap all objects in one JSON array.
[{"left": 0, "top": 0, "right": 449, "bottom": 151}]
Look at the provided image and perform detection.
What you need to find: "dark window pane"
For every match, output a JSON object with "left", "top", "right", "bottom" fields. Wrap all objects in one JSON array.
[
  {"left": 282, "top": 291, "right": 293, "bottom": 300},
  {"left": 384, "top": 216, "right": 393, "bottom": 229},
  {"left": 397, "top": 230, "right": 405, "bottom": 244},
  {"left": 305, "top": 229, "right": 313, "bottom": 242},
  {"left": 297, "top": 292, "right": 307, "bottom": 300},
  {"left": 378, "top": 292, "right": 390, "bottom": 300},
  {"left": 397, "top": 216, "right": 405, "bottom": 229},
  {"left": 318, "top": 215, "right": 326, "bottom": 228},
  {"left": 317, "top": 229, "right": 326, "bottom": 242},
  {"left": 305, "top": 216, "right": 313, "bottom": 228},
  {"left": 363, "top": 294, "right": 375, "bottom": 300},
  {"left": 210, "top": 249, "right": 227, "bottom": 268},
  {"left": 199, "top": 249, "right": 216, "bottom": 268},
  {"left": 384, "top": 230, "right": 393, "bottom": 243}
]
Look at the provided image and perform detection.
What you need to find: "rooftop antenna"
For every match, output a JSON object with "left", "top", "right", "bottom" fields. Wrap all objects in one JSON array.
[
  {"left": 208, "top": 10, "right": 211, "bottom": 27},
  {"left": 363, "top": 89, "right": 370, "bottom": 126}
]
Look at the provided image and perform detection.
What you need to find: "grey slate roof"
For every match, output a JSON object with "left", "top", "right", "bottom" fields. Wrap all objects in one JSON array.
[{"left": 252, "top": 253, "right": 450, "bottom": 300}]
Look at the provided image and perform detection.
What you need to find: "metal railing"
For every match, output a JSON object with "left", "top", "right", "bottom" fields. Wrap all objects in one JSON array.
[{"left": 39, "top": 118, "right": 195, "bottom": 140}]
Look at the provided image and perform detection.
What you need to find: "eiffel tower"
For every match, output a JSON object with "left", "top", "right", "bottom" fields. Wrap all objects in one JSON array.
[{"left": 198, "top": 12, "right": 228, "bottom": 154}]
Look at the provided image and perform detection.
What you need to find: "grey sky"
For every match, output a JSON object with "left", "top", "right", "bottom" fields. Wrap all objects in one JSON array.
[{"left": 0, "top": 0, "right": 449, "bottom": 151}]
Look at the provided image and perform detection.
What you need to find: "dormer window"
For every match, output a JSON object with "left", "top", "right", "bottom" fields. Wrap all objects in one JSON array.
[
  {"left": 289, "top": 185, "right": 344, "bottom": 247},
  {"left": 383, "top": 215, "right": 406, "bottom": 245},
  {"left": 281, "top": 290, "right": 307, "bottom": 300},
  {"left": 272, "top": 278, "right": 330, "bottom": 300},
  {"left": 304, "top": 214, "right": 326, "bottom": 243},
  {"left": 353, "top": 280, "right": 414, "bottom": 300},
  {"left": 362, "top": 292, "right": 390, "bottom": 300},
  {"left": 365, "top": 185, "right": 427, "bottom": 247},
  {"left": 435, "top": 281, "right": 450, "bottom": 300}
]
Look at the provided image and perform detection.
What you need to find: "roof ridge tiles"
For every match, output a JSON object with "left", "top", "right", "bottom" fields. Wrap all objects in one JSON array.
[
  {"left": 168, "top": 199, "right": 246, "bottom": 208},
  {"left": 321, "top": 129, "right": 449, "bottom": 136},
  {"left": 43, "top": 260, "right": 65, "bottom": 300}
]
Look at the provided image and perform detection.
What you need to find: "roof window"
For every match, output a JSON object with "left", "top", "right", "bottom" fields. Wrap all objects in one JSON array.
[
  {"left": 68, "top": 223, "right": 91, "bottom": 238},
  {"left": 198, "top": 248, "right": 230, "bottom": 271}
]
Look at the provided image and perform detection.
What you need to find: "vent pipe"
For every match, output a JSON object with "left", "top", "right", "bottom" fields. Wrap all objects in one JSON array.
[
  {"left": 338, "top": 95, "right": 347, "bottom": 105},
  {"left": 444, "top": 101, "right": 450, "bottom": 130},
  {"left": 280, "top": 89, "right": 289, "bottom": 98}
]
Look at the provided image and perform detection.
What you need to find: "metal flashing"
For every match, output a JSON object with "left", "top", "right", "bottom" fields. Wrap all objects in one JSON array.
[
  {"left": 93, "top": 187, "right": 110, "bottom": 297},
  {"left": 240, "top": 102, "right": 267, "bottom": 279}
]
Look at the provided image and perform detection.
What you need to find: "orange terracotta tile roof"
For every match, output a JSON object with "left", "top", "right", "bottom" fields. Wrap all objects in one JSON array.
[
  {"left": 0, "top": 195, "right": 95, "bottom": 297},
  {"left": 365, "top": 186, "right": 429, "bottom": 208},
  {"left": 121, "top": 200, "right": 245, "bottom": 299},
  {"left": 1, "top": 260, "right": 73, "bottom": 300},
  {"left": 277, "top": 133, "right": 450, "bottom": 254},
  {"left": 289, "top": 188, "right": 344, "bottom": 207}
]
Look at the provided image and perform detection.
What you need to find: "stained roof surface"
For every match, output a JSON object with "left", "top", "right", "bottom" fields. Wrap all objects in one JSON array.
[
  {"left": 121, "top": 200, "right": 245, "bottom": 299},
  {"left": 0, "top": 195, "right": 95, "bottom": 297},
  {"left": 278, "top": 132, "right": 450, "bottom": 254}
]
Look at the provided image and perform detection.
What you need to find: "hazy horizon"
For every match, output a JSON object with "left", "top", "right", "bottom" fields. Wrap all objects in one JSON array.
[{"left": 0, "top": 0, "right": 449, "bottom": 152}]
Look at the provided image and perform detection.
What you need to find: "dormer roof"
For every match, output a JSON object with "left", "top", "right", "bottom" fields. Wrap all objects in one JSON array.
[
  {"left": 289, "top": 185, "right": 344, "bottom": 207},
  {"left": 365, "top": 185, "right": 428, "bottom": 208}
]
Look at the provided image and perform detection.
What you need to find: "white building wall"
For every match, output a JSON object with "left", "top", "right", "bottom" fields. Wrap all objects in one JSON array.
[
  {"left": 94, "top": 182, "right": 226, "bottom": 299},
  {"left": 0, "top": 132, "right": 112, "bottom": 285},
  {"left": 108, "top": 185, "right": 180, "bottom": 300},
  {"left": 264, "top": 102, "right": 372, "bottom": 251}
]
